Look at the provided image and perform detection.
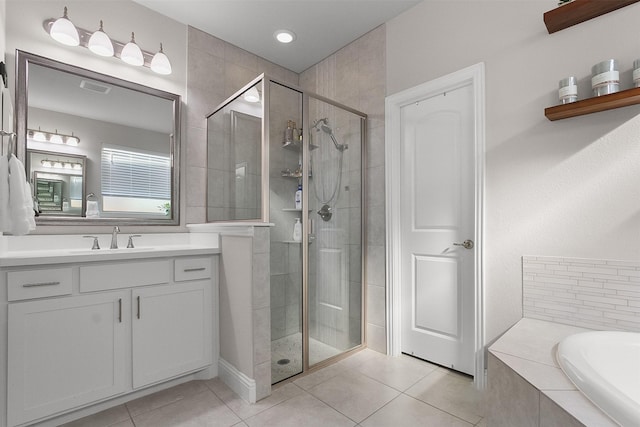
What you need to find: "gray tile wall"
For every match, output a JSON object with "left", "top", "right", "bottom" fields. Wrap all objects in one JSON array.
[
  {"left": 299, "top": 25, "right": 387, "bottom": 353},
  {"left": 523, "top": 256, "right": 640, "bottom": 332}
]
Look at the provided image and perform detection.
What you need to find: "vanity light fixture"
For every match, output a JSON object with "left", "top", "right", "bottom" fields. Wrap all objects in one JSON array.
[
  {"left": 28, "top": 128, "right": 81, "bottom": 146},
  {"left": 274, "top": 29, "right": 296, "bottom": 44},
  {"left": 120, "top": 32, "right": 144, "bottom": 66},
  {"left": 49, "top": 6, "right": 80, "bottom": 46},
  {"left": 44, "top": 7, "right": 172, "bottom": 75},
  {"left": 87, "top": 20, "right": 114, "bottom": 57}
]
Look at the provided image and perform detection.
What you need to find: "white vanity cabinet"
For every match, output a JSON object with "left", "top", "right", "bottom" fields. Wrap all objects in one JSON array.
[
  {"left": 133, "top": 279, "right": 212, "bottom": 388},
  {"left": 2, "top": 253, "right": 218, "bottom": 427},
  {"left": 8, "top": 291, "right": 130, "bottom": 426}
]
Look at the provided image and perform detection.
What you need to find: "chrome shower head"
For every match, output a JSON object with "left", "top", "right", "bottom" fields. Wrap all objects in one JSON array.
[{"left": 312, "top": 118, "right": 348, "bottom": 152}]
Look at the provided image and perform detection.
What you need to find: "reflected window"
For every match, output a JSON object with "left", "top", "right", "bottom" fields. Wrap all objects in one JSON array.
[{"left": 100, "top": 145, "right": 170, "bottom": 215}]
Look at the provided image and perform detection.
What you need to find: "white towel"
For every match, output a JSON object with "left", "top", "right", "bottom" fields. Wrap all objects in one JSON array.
[
  {"left": 0, "top": 154, "right": 10, "bottom": 232},
  {"left": 8, "top": 155, "right": 35, "bottom": 235}
]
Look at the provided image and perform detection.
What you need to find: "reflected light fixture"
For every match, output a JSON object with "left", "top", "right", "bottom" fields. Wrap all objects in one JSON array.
[
  {"left": 32, "top": 127, "right": 47, "bottom": 142},
  {"left": 49, "top": 130, "right": 64, "bottom": 144},
  {"left": 244, "top": 86, "right": 260, "bottom": 103},
  {"left": 41, "top": 159, "right": 83, "bottom": 171},
  {"left": 120, "top": 32, "right": 144, "bottom": 66},
  {"left": 274, "top": 29, "right": 296, "bottom": 44},
  {"left": 150, "top": 43, "right": 172, "bottom": 75},
  {"left": 28, "top": 128, "right": 81, "bottom": 146},
  {"left": 49, "top": 6, "right": 80, "bottom": 46},
  {"left": 87, "top": 20, "right": 114, "bottom": 57}
]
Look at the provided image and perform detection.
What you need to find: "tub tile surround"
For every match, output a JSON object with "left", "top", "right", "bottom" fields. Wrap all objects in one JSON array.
[
  {"left": 523, "top": 255, "right": 640, "bottom": 332},
  {"left": 488, "top": 318, "right": 617, "bottom": 427},
  {"left": 489, "top": 255, "right": 640, "bottom": 426}
]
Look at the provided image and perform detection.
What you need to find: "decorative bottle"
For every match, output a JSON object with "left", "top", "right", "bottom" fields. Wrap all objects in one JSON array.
[
  {"left": 295, "top": 183, "right": 302, "bottom": 210},
  {"left": 292, "top": 218, "right": 302, "bottom": 242}
]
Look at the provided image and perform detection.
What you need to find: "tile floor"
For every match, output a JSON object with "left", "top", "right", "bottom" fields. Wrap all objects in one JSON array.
[
  {"left": 62, "top": 349, "right": 487, "bottom": 427},
  {"left": 271, "top": 333, "right": 342, "bottom": 383}
]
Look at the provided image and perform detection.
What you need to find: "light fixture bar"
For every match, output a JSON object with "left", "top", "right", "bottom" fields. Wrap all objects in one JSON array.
[{"left": 43, "top": 18, "right": 169, "bottom": 73}]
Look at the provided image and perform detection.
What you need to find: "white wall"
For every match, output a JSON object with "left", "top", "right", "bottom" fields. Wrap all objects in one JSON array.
[{"left": 387, "top": 1, "right": 640, "bottom": 343}]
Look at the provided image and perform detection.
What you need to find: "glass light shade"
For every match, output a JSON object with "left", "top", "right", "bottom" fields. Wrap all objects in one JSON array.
[
  {"left": 66, "top": 136, "right": 79, "bottom": 146},
  {"left": 88, "top": 21, "right": 114, "bottom": 57},
  {"left": 73, "top": 163, "right": 83, "bottom": 170},
  {"left": 41, "top": 160, "right": 52, "bottom": 168},
  {"left": 49, "top": 134, "right": 64, "bottom": 144},
  {"left": 33, "top": 131, "right": 47, "bottom": 142},
  {"left": 63, "top": 163, "right": 73, "bottom": 169},
  {"left": 53, "top": 161, "right": 63, "bottom": 169},
  {"left": 244, "top": 87, "right": 260, "bottom": 103},
  {"left": 50, "top": 7, "right": 80, "bottom": 46},
  {"left": 121, "top": 33, "right": 144, "bottom": 66},
  {"left": 150, "top": 44, "right": 172, "bottom": 75}
]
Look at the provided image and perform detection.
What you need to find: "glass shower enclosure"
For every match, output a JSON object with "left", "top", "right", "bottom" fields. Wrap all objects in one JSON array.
[{"left": 206, "top": 75, "right": 366, "bottom": 385}]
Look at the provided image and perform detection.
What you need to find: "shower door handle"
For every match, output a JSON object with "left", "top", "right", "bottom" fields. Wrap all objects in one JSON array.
[{"left": 453, "top": 239, "right": 474, "bottom": 249}]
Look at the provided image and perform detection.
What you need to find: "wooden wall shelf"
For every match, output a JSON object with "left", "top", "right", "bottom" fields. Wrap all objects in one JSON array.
[
  {"left": 544, "top": 0, "right": 640, "bottom": 33},
  {"left": 545, "top": 87, "right": 640, "bottom": 120}
]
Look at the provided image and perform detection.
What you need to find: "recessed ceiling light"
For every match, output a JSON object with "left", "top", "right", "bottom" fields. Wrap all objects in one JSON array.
[{"left": 274, "top": 30, "right": 296, "bottom": 44}]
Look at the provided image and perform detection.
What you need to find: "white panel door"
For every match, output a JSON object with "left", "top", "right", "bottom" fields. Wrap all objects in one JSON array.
[
  {"left": 132, "top": 281, "right": 211, "bottom": 388},
  {"left": 8, "top": 291, "right": 129, "bottom": 427},
  {"left": 400, "top": 83, "right": 475, "bottom": 375}
]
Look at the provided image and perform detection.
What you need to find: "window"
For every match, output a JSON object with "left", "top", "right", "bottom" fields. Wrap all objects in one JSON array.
[{"left": 101, "top": 145, "right": 170, "bottom": 214}]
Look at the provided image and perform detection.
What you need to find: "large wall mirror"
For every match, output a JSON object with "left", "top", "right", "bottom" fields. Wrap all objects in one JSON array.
[{"left": 16, "top": 50, "right": 180, "bottom": 225}]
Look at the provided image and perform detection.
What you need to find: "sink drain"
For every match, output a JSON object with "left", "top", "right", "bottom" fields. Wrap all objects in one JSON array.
[{"left": 277, "top": 358, "right": 290, "bottom": 365}]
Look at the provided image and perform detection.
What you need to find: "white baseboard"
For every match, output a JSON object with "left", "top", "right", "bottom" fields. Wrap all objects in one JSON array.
[{"left": 218, "top": 358, "right": 256, "bottom": 403}]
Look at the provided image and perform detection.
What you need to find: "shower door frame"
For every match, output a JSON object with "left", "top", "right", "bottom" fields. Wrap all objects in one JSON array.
[{"left": 300, "top": 90, "right": 368, "bottom": 373}]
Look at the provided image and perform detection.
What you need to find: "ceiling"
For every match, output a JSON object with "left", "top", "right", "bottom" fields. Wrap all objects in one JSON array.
[{"left": 131, "top": 0, "right": 421, "bottom": 73}]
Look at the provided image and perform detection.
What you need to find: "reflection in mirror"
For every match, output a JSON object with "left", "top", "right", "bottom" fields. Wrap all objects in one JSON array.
[
  {"left": 16, "top": 50, "right": 180, "bottom": 225},
  {"left": 28, "top": 149, "right": 86, "bottom": 217},
  {"left": 206, "top": 80, "right": 263, "bottom": 221}
]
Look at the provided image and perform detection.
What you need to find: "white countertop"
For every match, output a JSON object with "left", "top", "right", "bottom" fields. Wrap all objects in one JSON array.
[{"left": 0, "top": 233, "right": 220, "bottom": 267}]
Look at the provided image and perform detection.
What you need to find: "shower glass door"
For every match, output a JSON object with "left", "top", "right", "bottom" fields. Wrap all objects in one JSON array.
[
  {"left": 306, "top": 96, "right": 364, "bottom": 367},
  {"left": 269, "top": 81, "right": 304, "bottom": 383}
]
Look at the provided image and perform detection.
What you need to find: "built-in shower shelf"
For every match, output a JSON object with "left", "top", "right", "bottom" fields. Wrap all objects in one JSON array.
[{"left": 282, "top": 140, "right": 319, "bottom": 151}]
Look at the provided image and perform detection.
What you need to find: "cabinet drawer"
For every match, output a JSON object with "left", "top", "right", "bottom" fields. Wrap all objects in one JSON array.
[
  {"left": 174, "top": 257, "right": 211, "bottom": 282},
  {"left": 80, "top": 260, "right": 171, "bottom": 292},
  {"left": 8, "top": 267, "right": 73, "bottom": 301}
]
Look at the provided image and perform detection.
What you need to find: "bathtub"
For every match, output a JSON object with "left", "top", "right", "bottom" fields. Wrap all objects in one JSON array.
[{"left": 556, "top": 331, "right": 640, "bottom": 427}]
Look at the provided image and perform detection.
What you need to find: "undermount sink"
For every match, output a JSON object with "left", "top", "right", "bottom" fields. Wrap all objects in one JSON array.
[{"left": 67, "top": 247, "right": 156, "bottom": 255}]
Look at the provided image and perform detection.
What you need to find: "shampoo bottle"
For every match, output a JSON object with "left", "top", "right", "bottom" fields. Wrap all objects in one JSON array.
[
  {"left": 295, "top": 183, "right": 302, "bottom": 210},
  {"left": 292, "top": 218, "right": 302, "bottom": 242}
]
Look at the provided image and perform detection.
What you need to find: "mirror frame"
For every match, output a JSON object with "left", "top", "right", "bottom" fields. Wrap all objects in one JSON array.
[{"left": 15, "top": 50, "right": 181, "bottom": 226}]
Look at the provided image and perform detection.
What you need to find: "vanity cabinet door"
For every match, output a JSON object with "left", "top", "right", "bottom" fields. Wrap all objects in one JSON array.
[
  {"left": 8, "top": 291, "right": 130, "bottom": 427},
  {"left": 132, "top": 280, "right": 211, "bottom": 388}
]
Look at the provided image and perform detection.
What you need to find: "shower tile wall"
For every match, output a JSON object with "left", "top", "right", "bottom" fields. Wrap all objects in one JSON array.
[
  {"left": 300, "top": 25, "right": 387, "bottom": 353},
  {"left": 185, "top": 26, "right": 299, "bottom": 224}
]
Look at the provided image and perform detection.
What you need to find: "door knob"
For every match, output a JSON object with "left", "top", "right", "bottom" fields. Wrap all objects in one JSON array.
[{"left": 453, "top": 239, "right": 474, "bottom": 249}]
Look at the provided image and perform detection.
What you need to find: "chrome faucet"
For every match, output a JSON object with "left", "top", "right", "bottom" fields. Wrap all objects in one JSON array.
[{"left": 110, "top": 226, "right": 120, "bottom": 249}]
